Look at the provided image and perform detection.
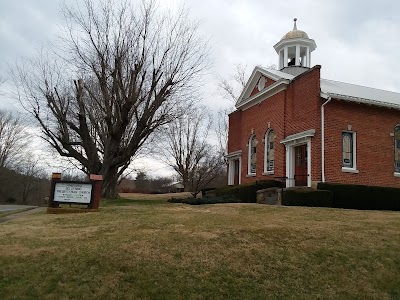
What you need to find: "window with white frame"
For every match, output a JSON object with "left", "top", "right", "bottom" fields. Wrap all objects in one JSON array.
[
  {"left": 394, "top": 126, "right": 400, "bottom": 173},
  {"left": 264, "top": 129, "right": 274, "bottom": 173},
  {"left": 342, "top": 131, "right": 356, "bottom": 169},
  {"left": 248, "top": 135, "right": 257, "bottom": 174}
]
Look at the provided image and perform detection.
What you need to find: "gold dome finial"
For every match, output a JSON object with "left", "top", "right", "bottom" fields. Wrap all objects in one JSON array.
[{"left": 280, "top": 18, "right": 310, "bottom": 40}]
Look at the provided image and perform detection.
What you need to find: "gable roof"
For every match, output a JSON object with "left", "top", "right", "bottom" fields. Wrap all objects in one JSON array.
[
  {"left": 236, "top": 65, "right": 400, "bottom": 111},
  {"left": 235, "top": 66, "right": 293, "bottom": 109},
  {"left": 320, "top": 79, "right": 400, "bottom": 110},
  {"left": 258, "top": 67, "right": 295, "bottom": 80}
]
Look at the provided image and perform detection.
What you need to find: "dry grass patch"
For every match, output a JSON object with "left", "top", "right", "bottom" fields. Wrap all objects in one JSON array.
[
  {"left": 119, "top": 192, "right": 193, "bottom": 200},
  {"left": 0, "top": 202, "right": 399, "bottom": 299}
]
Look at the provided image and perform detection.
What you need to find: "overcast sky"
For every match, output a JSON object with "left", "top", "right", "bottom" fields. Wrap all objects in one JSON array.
[{"left": 1, "top": 0, "right": 400, "bottom": 176}]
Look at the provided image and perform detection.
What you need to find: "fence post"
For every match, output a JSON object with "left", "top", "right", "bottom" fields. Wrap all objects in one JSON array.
[
  {"left": 89, "top": 174, "right": 103, "bottom": 209},
  {"left": 48, "top": 173, "right": 62, "bottom": 208}
]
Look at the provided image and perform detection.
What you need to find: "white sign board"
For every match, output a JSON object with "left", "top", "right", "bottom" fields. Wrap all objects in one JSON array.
[{"left": 54, "top": 182, "right": 93, "bottom": 204}]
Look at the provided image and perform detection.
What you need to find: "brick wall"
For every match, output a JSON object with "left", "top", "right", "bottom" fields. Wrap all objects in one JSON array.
[
  {"left": 228, "top": 66, "right": 322, "bottom": 185},
  {"left": 324, "top": 100, "right": 400, "bottom": 188},
  {"left": 228, "top": 65, "right": 400, "bottom": 188},
  {"left": 237, "top": 91, "right": 286, "bottom": 184},
  {"left": 285, "top": 66, "right": 322, "bottom": 182},
  {"left": 228, "top": 110, "right": 242, "bottom": 152}
]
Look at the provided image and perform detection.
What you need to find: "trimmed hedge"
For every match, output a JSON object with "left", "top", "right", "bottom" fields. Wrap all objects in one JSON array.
[
  {"left": 317, "top": 182, "right": 400, "bottom": 211},
  {"left": 168, "top": 195, "right": 241, "bottom": 205},
  {"left": 214, "top": 180, "right": 283, "bottom": 203},
  {"left": 282, "top": 188, "right": 333, "bottom": 207}
]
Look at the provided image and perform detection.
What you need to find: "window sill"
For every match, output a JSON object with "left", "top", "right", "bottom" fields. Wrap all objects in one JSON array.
[
  {"left": 342, "top": 167, "right": 359, "bottom": 174},
  {"left": 394, "top": 172, "right": 400, "bottom": 178},
  {"left": 246, "top": 174, "right": 256, "bottom": 177},
  {"left": 262, "top": 171, "right": 274, "bottom": 176}
]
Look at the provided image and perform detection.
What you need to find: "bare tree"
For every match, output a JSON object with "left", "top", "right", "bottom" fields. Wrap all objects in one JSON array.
[
  {"left": 13, "top": 0, "right": 209, "bottom": 198},
  {"left": 215, "top": 108, "right": 230, "bottom": 163},
  {"left": 187, "top": 150, "right": 225, "bottom": 198},
  {"left": 216, "top": 63, "right": 276, "bottom": 159},
  {"left": 218, "top": 63, "right": 248, "bottom": 104},
  {"left": 160, "top": 108, "right": 225, "bottom": 198},
  {"left": 0, "top": 76, "right": 5, "bottom": 95},
  {"left": 0, "top": 110, "right": 29, "bottom": 176},
  {"left": 215, "top": 64, "right": 249, "bottom": 162},
  {"left": 16, "top": 155, "right": 45, "bottom": 204}
]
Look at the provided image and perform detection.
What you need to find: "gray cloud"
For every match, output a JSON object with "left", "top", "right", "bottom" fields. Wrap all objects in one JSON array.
[{"left": 1, "top": 0, "right": 400, "bottom": 173}]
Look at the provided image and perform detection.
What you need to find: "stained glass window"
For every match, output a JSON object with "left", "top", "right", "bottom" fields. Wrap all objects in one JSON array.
[
  {"left": 249, "top": 135, "right": 257, "bottom": 174},
  {"left": 395, "top": 126, "right": 400, "bottom": 173},
  {"left": 342, "top": 132, "right": 353, "bottom": 168},
  {"left": 266, "top": 130, "right": 274, "bottom": 172}
]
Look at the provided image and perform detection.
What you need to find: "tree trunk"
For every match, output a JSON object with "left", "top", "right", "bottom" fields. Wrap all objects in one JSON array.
[
  {"left": 182, "top": 172, "right": 190, "bottom": 192},
  {"left": 101, "top": 169, "right": 119, "bottom": 199}
]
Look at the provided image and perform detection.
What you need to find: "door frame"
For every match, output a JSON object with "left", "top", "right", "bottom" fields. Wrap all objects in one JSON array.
[
  {"left": 280, "top": 129, "right": 315, "bottom": 188},
  {"left": 227, "top": 150, "right": 242, "bottom": 185},
  {"left": 294, "top": 144, "right": 308, "bottom": 186}
]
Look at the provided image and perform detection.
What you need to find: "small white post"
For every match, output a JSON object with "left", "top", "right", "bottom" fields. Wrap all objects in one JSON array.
[
  {"left": 228, "top": 159, "right": 233, "bottom": 185},
  {"left": 283, "top": 47, "right": 288, "bottom": 67},
  {"left": 295, "top": 45, "right": 300, "bottom": 66}
]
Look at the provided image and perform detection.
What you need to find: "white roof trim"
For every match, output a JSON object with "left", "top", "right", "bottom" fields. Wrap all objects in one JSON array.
[
  {"left": 237, "top": 80, "right": 289, "bottom": 110},
  {"left": 321, "top": 92, "right": 400, "bottom": 110},
  {"left": 226, "top": 150, "right": 242, "bottom": 158},
  {"left": 280, "top": 129, "right": 315, "bottom": 144},
  {"left": 320, "top": 91, "right": 330, "bottom": 99},
  {"left": 320, "top": 78, "right": 400, "bottom": 111},
  {"left": 273, "top": 37, "right": 317, "bottom": 53},
  {"left": 236, "top": 66, "right": 294, "bottom": 108}
]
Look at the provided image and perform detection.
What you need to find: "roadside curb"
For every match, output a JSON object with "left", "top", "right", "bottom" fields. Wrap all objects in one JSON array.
[{"left": 0, "top": 207, "right": 46, "bottom": 224}]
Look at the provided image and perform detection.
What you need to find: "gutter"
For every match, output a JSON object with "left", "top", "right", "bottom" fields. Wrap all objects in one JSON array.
[
  {"left": 328, "top": 93, "right": 400, "bottom": 111},
  {"left": 321, "top": 96, "right": 332, "bottom": 183}
]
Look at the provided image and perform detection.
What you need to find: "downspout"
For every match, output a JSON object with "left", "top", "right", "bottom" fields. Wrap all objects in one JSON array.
[
  {"left": 321, "top": 96, "right": 332, "bottom": 182},
  {"left": 283, "top": 89, "right": 288, "bottom": 187}
]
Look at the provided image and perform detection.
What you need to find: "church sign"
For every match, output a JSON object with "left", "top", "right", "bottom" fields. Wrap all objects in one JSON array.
[
  {"left": 53, "top": 182, "right": 93, "bottom": 204},
  {"left": 48, "top": 173, "right": 103, "bottom": 211}
]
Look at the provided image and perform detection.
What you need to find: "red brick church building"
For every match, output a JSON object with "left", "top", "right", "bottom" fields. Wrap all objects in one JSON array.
[{"left": 227, "top": 19, "right": 400, "bottom": 188}]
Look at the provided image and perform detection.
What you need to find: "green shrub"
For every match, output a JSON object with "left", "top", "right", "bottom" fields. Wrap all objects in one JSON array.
[
  {"left": 214, "top": 180, "right": 282, "bottom": 203},
  {"left": 201, "top": 188, "right": 216, "bottom": 197},
  {"left": 282, "top": 188, "right": 332, "bottom": 207},
  {"left": 168, "top": 195, "right": 241, "bottom": 205},
  {"left": 317, "top": 182, "right": 400, "bottom": 211}
]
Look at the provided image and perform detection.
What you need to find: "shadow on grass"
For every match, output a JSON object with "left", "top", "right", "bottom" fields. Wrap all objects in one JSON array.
[{"left": 100, "top": 198, "right": 168, "bottom": 207}]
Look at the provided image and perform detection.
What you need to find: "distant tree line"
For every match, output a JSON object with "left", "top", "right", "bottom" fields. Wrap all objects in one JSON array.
[
  {"left": 0, "top": 110, "right": 49, "bottom": 205},
  {"left": 118, "top": 171, "right": 174, "bottom": 194}
]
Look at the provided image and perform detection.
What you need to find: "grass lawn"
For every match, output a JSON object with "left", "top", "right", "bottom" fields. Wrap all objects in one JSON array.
[
  {"left": 0, "top": 199, "right": 399, "bottom": 299},
  {"left": 119, "top": 192, "right": 194, "bottom": 200}
]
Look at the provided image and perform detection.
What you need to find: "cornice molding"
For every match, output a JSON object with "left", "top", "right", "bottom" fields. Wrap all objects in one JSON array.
[{"left": 237, "top": 80, "right": 289, "bottom": 111}]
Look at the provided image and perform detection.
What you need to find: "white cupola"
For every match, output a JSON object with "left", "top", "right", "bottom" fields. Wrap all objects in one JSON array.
[{"left": 273, "top": 18, "right": 317, "bottom": 76}]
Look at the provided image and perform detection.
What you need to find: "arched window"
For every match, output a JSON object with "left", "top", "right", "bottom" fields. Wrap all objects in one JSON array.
[
  {"left": 248, "top": 135, "right": 257, "bottom": 175},
  {"left": 395, "top": 126, "right": 400, "bottom": 173},
  {"left": 342, "top": 132, "right": 354, "bottom": 168},
  {"left": 264, "top": 129, "right": 275, "bottom": 173}
]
